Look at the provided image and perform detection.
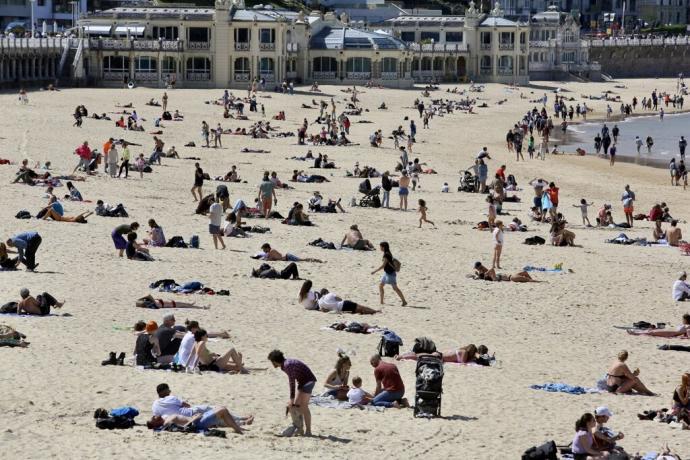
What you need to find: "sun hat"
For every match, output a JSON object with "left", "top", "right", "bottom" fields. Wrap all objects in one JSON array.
[{"left": 594, "top": 406, "right": 613, "bottom": 417}]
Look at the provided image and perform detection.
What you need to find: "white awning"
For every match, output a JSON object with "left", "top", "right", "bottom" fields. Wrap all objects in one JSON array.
[
  {"left": 114, "top": 25, "right": 145, "bottom": 36},
  {"left": 83, "top": 24, "right": 112, "bottom": 35}
]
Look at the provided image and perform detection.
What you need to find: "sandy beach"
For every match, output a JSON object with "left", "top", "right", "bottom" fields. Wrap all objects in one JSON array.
[{"left": 1, "top": 78, "right": 689, "bottom": 459}]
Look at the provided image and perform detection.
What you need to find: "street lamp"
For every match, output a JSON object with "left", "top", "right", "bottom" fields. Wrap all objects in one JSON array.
[
  {"left": 30, "top": 0, "right": 35, "bottom": 37},
  {"left": 430, "top": 38, "right": 434, "bottom": 83}
]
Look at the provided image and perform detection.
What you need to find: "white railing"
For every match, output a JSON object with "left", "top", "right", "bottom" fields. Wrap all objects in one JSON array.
[
  {"left": 529, "top": 40, "right": 552, "bottom": 47},
  {"left": 260, "top": 73, "right": 275, "bottom": 81},
  {"left": 480, "top": 43, "right": 492, "bottom": 50},
  {"left": 234, "top": 73, "right": 250, "bottom": 81},
  {"left": 313, "top": 71, "right": 336, "bottom": 79},
  {"left": 235, "top": 42, "right": 250, "bottom": 51},
  {"left": 188, "top": 41, "right": 210, "bottom": 50},
  {"left": 259, "top": 42, "right": 275, "bottom": 51},
  {"left": 498, "top": 67, "right": 514, "bottom": 75},
  {"left": 380, "top": 72, "right": 398, "bottom": 80},
  {"left": 499, "top": 42, "right": 514, "bottom": 50},
  {"left": 104, "top": 71, "right": 127, "bottom": 80},
  {"left": 91, "top": 38, "right": 182, "bottom": 51},
  {"left": 0, "top": 37, "right": 73, "bottom": 50},
  {"left": 346, "top": 72, "right": 371, "bottom": 80},
  {"left": 286, "top": 42, "right": 299, "bottom": 52},
  {"left": 479, "top": 67, "right": 492, "bottom": 75},
  {"left": 134, "top": 71, "right": 158, "bottom": 81},
  {"left": 409, "top": 43, "right": 468, "bottom": 52},
  {"left": 587, "top": 36, "right": 690, "bottom": 47},
  {"left": 186, "top": 72, "right": 210, "bottom": 81}
]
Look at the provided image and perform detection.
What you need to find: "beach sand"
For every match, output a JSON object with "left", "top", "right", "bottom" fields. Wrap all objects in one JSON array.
[{"left": 1, "top": 78, "right": 688, "bottom": 459}]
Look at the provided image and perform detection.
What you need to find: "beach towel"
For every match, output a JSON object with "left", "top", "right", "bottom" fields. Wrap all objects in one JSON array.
[
  {"left": 530, "top": 383, "right": 602, "bottom": 395},
  {"left": 523, "top": 265, "right": 570, "bottom": 274},
  {"left": 310, "top": 395, "right": 384, "bottom": 412},
  {"left": 541, "top": 193, "right": 553, "bottom": 210}
]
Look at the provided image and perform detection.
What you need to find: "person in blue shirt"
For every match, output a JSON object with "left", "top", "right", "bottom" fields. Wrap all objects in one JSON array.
[
  {"left": 66, "top": 182, "right": 83, "bottom": 201},
  {"left": 6, "top": 231, "right": 42, "bottom": 271}
]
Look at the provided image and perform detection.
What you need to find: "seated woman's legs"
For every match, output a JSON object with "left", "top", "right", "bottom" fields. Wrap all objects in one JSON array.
[{"left": 215, "top": 347, "right": 244, "bottom": 372}]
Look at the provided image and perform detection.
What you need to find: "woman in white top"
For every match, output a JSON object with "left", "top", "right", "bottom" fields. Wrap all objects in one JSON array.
[
  {"left": 323, "top": 353, "right": 351, "bottom": 398},
  {"left": 298, "top": 280, "right": 320, "bottom": 310},
  {"left": 492, "top": 220, "right": 504, "bottom": 269}
]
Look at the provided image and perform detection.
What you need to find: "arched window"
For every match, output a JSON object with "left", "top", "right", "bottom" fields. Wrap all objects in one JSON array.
[
  {"left": 260, "top": 57, "right": 275, "bottom": 73},
  {"left": 346, "top": 57, "right": 371, "bottom": 73},
  {"left": 235, "top": 57, "right": 250, "bottom": 74},
  {"left": 381, "top": 57, "right": 398, "bottom": 73},
  {"left": 480, "top": 55, "right": 492, "bottom": 74}
]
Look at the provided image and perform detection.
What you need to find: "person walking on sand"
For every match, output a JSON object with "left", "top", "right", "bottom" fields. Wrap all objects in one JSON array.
[
  {"left": 258, "top": 171, "right": 277, "bottom": 219},
  {"left": 680, "top": 136, "right": 687, "bottom": 160},
  {"left": 417, "top": 199, "right": 435, "bottom": 228},
  {"left": 268, "top": 350, "right": 316, "bottom": 437},
  {"left": 371, "top": 242, "right": 407, "bottom": 306},
  {"left": 492, "top": 220, "right": 504, "bottom": 270},
  {"left": 118, "top": 142, "right": 130, "bottom": 178},
  {"left": 162, "top": 92, "right": 168, "bottom": 112},
  {"left": 621, "top": 185, "right": 635, "bottom": 228},
  {"left": 191, "top": 162, "right": 204, "bottom": 202},
  {"left": 107, "top": 142, "right": 119, "bottom": 178},
  {"left": 398, "top": 171, "right": 410, "bottom": 211},
  {"left": 208, "top": 197, "right": 226, "bottom": 250},
  {"left": 201, "top": 121, "right": 210, "bottom": 148}
]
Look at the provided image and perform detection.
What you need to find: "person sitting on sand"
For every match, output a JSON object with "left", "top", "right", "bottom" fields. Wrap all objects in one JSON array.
[
  {"left": 347, "top": 377, "right": 373, "bottom": 405},
  {"left": 672, "top": 373, "right": 690, "bottom": 424},
  {"left": 16, "top": 288, "right": 64, "bottom": 315},
  {"left": 653, "top": 220, "right": 667, "bottom": 242},
  {"left": 135, "top": 295, "right": 206, "bottom": 310},
  {"left": 258, "top": 243, "right": 322, "bottom": 263},
  {"left": 369, "top": 354, "right": 408, "bottom": 409},
  {"left": 397, "top": 344, "right": 490, "bottom": 364},
  {"left": 470, "top": 262, "right": 540, "bottom": 282},
  {"left": 667, "top": 220, "right": 683, "bottom": 246},
  {"left": 628, "top": 313, "right": 690, "bottom": 338},
  {"left": 312, "top": 287, "right": 379, "bottom": 314},
  {"left": 341, "top": 224, "right": 374, "bottom": 250},
  {"left": 0, "top": 243, "right": 19, "bottom": 270},
  {"left": 673, "top": 271, "right": 690, "bottom": 301},
  {"left": 605, "top": 350, "right": 655, "bottom": 395},
  {"left": 164, "top": 146, "right": 179, "bottom": 159},
  {"left": 593, "top": 406, "right": 625, "bottom": 453},
  {"left": 550, "top": 213, "right": 576, "bottom": 246},
  {"left": 150, "top": 383, "right": 252, "bottom": 434},
  {"left": 322, "top": 352, "right": 351, "bottom": 399},
  {"left": 286, "top": 203, "right": 311, "bottom": 226},
  {"left": 572, "top": 413, "right": 608, "bottom": 459},
  {"left": 189, "top": 329, "right": 246, "bottom": 373},
  {"left": 133, "top": 320, "right": 162, "bottom": 366},
  {"left": 126, "top": 232, "right": 154, "bottom": 261},
  {"left": 143, "top": 219, "right": 166, "bottom": 247}
]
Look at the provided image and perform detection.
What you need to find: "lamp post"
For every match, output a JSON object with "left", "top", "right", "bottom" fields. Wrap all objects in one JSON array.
[
  {"left": 430, "top": 38, "right": 434, "bottom": 83},
  {"left": 30, "top": 0, "right": 36, "bottom": 37}
]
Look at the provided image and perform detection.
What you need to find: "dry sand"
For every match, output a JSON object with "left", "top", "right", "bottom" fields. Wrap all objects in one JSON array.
[{"left": 0, "top": 78, "right": 689, "bottom": 459}]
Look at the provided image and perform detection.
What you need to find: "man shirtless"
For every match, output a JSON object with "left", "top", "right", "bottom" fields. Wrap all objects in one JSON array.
[
  {"left": 258, "top": 243, "right": 322, "bottom": 263},
  {"left": 469, "top": 262, "right": 540, "bottom": 282},
  {"left": 341, "top": 224, "right": 374, "bottom": 250},
  {"left": 668, "top": 220, "right": 683, "bottom": 246}
]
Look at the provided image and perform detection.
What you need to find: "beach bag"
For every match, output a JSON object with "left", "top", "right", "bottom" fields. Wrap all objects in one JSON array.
[
  {"left": 96, "top": 416, "right": 135, "bottom": 430},
  {"left": 412, "top": 337, "right": 437, "bottom": 354},
  {"left": 165, "top": 236, "right": 187, "bottom": 248},
  {"left": 0, "top": 302, "right": 18, "bottom": 314},
  {"left": 392, "top": 258, "right": 401, "bottom": 272},
  {"left": 521, "top": 440, "right": 557, "bottom": 460},
  {"left": 189, "top": 235, "right": 200, "bottom": 249},
  {"left": 524, "top": 236, "right": 546, "bottom": 245},
  {"left": 15, "top": 210, "right": 31, "bottom": 219},
  {"left": 378, "top": 330, "right": 403, "bottom": 357},
  {"left": 110, "top": 407, "right": 139, "bottom": 419}
]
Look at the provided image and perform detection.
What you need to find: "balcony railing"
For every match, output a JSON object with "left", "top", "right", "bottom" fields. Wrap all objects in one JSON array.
[
  {"left": 0, "top": 37, "right": 74, "bottom": 50},
  {"left": 235, "top": 42, "right": 250, "bottom": 51},
  {"left": 104, "top": 71, "right": 128, "bottom": 80},
  {"left": 380, "top": 71, "right": 398, "bottom": 80},
  {"left": 498, "top": 67, "right": 514, "bottom": 75},
  {"left": 499, "top": 42, "right": 514, "bottom": 50},
  {"left": 313, "top": 71, "right": 336, "bottom": 80},
  {"left": 260, "top": 72, "right": 275, "bottom": 81},
  {"left": 134, "top": 71, "right": 158, "bottom": 81},
  {"left": 259, "top": 42, "right": 275, "bottom": 51},
  {"left": 286, "top": 42, "right": 299, "bottom": 53},
  {"left": 188, "top": 41, "right": 210, "bottom": 50},
  {"left": 346, "top": 72, "right": 371, "bottom": 80},
  {"left": 90, "top": 38, "right": 183, "bottom": 52},
  {"left": 480, "top": 43, "right": 492, "bottom": 50},
  {"left": 409, "top": 43, "right": 468, "bottom": 52},
  {"left": 186, "top": 72, "right": 210, "bottom": 81},
  {"left": 234, "top": 73, "right": 250, "bottom": 81},
  {"left": 479, "top": 67, "right": 492, "bottom": 75}
]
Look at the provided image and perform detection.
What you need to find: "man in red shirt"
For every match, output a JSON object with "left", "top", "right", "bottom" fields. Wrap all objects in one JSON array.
[
  {"left": 547, "top": 182, "right": 559, "bottom": 220},
  {"left": 496, "top": 165, "right": 506, "bottom": 183},
  {"left": 103, "top": 138, "right": 113, "bottom": 173},
  {"left": 73, "top": 141, "right": 92, "bottom": 174},
  {"left": 370, "top": 354, "right": 408, "bottom": 408}
]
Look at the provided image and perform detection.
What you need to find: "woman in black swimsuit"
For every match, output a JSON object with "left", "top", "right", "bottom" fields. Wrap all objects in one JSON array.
[
  {"left": 605, "top": 350, "right": 655, "bottom": 395},
  {"left": 135, "top": 295, "right": 206, "bottom": 309}
]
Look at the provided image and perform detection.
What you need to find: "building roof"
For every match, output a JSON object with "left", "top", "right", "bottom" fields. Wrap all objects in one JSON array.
[
  {"left": 85, "top": 7, "right": 215, "bottom": 20},
  {"left": 388, "top": 15, "right": 464, "bottom": 26},
  {"left": 231, "top": 8, "right": 299, "bottom": 22},
  {"left": 310, "top": 25, "right": 405, "bottom": 50},
  {"left": 480, "top": 17, "right": 519, "bottom": 27}
]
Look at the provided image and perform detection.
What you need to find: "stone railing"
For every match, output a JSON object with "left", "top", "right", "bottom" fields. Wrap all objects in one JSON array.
[
  {"left": 259, "top": 42, "right": 276, "bottom": 51},
  {"left": 90, "top": 38, "right": 183, "bottom": 51},
  {"left": 186, "top": 72, "right": 210, "bottom": 81},
  {"left": 234, "top": 73, "right": 250, "bottom": 81},
  {"left": 480, "top": 43, "right": 492, "bottom": 50},
  {"left": 134, "top": 71, "right": 158, "bottom": 81},
  {"left": 313, "top": 71, "right": 336, "bottom": 80},
  {"left": 409, "top": 43, "right": 468, "bottom": 52},
  {"left": 260, "top": 72, "right": 275, "bottom": 81},
  {"left": 498, "top": 67, "right": 514, "bottom": 75},
  {"left": 286, "top": 42, "right": 299, "bottom": 53},
  {"left": 380, "top": 71, "right": 398, "bottom": 79},
  {"left": 0, "top": 37, "right": 75, "bottom": 51},
  {"left": 346, "top": 72, "right": 370, "bottom": 80},
  {"left": 588, "top": 36, "right": 690, "bottom": 47},
  {"left": 103, "top": 71, "right": 127, "bottom": 80},
  {"left": 499, "top": 42, "right": 514, "bottom": 50},
  {"left": 479, "top": 67, "right": 492, "bottom": 75},
  {"left": 187, "top": 41, "right": 210, "bottom": 50},
  {"left": 235, "top": 42, "right": 250, "bottom": 51}
]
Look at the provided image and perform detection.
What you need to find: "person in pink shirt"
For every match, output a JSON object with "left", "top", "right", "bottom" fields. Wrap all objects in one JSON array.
[{"left": 73, "top": 141, "right": 92, "bottom": 174}]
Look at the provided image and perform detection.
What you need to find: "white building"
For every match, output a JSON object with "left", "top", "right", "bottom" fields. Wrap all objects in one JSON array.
[{"left": 0, "top": 0, "right": 87, "bottom": 32}]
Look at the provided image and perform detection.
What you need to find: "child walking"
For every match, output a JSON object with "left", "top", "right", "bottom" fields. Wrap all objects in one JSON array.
[
  {"left": 418, "top": 199, "right": 435, "bottom": 228},
  {"left": 573, "top": 199, "right": 594, "bottom": 227}
]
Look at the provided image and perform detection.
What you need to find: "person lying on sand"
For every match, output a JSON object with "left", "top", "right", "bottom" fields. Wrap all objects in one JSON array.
[
  {"left": 257, "top": 243, "right": 322, "bottom": 263},
  {"left": 627, "top": 314, "right": 690, "bottom": 338},
  {"left": 135, "top": 295, "right": 207, "bottom": 310},
  {"left": 469, "top": 262, "right": 540, "bottom": 282},
  {"left": 396, "top": 344, "right": 491, "bottom": 364},
  {"left": 298, "top": 281, "right": 379, "bottom": 314},
  {"left": 17, "top": 288, "right": 64, "bottom": 315},
  {"left": 605, "top": 350, "right": 655, "bottom": 395},
  {"left": 42, "top": 208, "right": 92, "bottom": 223},
  {"left": 341, "top": 224, "right": 374, "bottom": 250}
]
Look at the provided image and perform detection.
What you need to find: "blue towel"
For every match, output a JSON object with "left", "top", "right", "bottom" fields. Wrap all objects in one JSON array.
[
  {"left": 530, "top": 383, "right": 587, "bottom": 395},
  {"left": 174, "top": 281, "right": 204, "bottom": 293},
  {"left": 110, "top": 406, "right": 139, "bottom": 418}
]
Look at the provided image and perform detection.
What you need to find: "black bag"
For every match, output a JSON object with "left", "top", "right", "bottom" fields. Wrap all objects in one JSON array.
[
  {"left": 0, "top": 302, "right": 18, "bottom": 314},
  {"left": 378, "top": 331, "right": 403, "bottom": 357},
  {"left": 165, "top": 236, "right": 188, "bottom": 248},
  {"left": 15, "top": 210, "right": 31, "bottom": 219},
  {"left": 632, "top": 321, "right": 654, "bottom": 329},
  {"left": 95, "top": 416, "right": 135, "bottom": 430},
  {"left": 522, "top": 441, "right": 557, "bottom": 460},
  {"left": 524, "top": 236, "right": 546, "bottom": 245},
  {"left": 412, "top": 337, "right": 437, "bottom": 354}
]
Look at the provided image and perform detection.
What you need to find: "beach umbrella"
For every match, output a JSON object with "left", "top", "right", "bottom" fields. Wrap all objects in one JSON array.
[{"left": 42, "top": 21, "right": 47, "bottom": 36}]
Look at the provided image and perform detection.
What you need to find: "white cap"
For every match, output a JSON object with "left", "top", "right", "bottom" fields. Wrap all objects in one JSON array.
[{"left": 594, "top": 406, "right": 613, "bottom": 417}]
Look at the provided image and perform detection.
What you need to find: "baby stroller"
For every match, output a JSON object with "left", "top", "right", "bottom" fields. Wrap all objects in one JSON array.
[
  {"left": 358, "top": 179, "right": 381, "bottom": 208},
  {"left": 414, "top": 355, "right": 443, "bottom": 418},
  {"left": 458, "top": 170, "right": 477, "bottom": 193}
]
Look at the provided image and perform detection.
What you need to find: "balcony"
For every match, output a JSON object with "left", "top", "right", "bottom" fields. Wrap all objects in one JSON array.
[
  {"left": 259, "top": 42, "right": 275, "bottom": 51},
  {"left": 188, "top": 41, "right": 210, "bottom": 50},
  {"left": 498, "top": 67, "right": 514, "bottom": 75},
  {"left": 479, "top": 67, "right": 492, "bottom": 75},
  {"left": 346, "top": 72, "right": 371, "bottom": 80},
  {"left": 134, "top": 71, "right": 158, "bottom": 81},
  {"left": 480, "top": 43, "right": 492, "bottom": 50},
  {"left": 499, "top": 42, "right": 514, "bottom": 50},
  {"left": 380, "top": 72, "right": 398, "bottom": 80},
  {"left": 91, "top": 38, "right": 183, "bottom": 52},
  {"left": 186, "top": 72, "right": 210, "bottom": 81},
  {"left": 103, "top": 71, "right": 127, "bottom": 80},
  {"left": 234, "top": 73, "right": 250, "bottom": 81},
  {"left": 409, "top": 43, "right": 468, "bottom": 53},
  {"left": 286, "top": 42, "right": 299, "bottom": 53},
  {"left": 235, "top": 42, "right": 250, "bottom": 51},
  {"left": 312, "top": 71, "right": 336, "bottom": 80}
]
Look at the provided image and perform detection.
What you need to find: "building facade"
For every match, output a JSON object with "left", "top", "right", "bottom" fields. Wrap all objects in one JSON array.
[
  {"left": 69, "top": 0, "right": 530, "bottom": 88},
  {"left": 0, "top": 0, "right": 87, "bottom": 31}
]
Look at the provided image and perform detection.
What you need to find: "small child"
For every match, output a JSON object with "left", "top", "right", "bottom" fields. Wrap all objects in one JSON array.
[
  {"left": 418, "top": 199, "right": 435, "bottom": 228},
  {"left": 441, "top": 182, "right": 449, "bottom": 193},
  {"left": 126, "top": 232, "right": 154, "bottom": 261},
  {"left": 487, "top": 195, "right": 496, "bottom": 227},
  {"left": 573, "top": 198, "right": 594, "bottom": 227},
  {"left": 527, "top": 135, "right": 535, "bottom": 159},
  {"left": 347, "top": 376, "right": 373, "bottom": 405},
  {"left": 135, "top": 153, "right": 146, "bottom": 179}
]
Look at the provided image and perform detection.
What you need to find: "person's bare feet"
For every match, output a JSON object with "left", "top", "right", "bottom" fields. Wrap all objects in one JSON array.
[
  {"left": 400, "top": 398, "right": 410, "bottom": 408},
  {"left": 245, "top": 415, "right": 254, "bottom": 425},
  {"left": 55, "top": 300, "right": 65, "bottom": 308},
  {"left": 401, "top": 301, "right": 407, "bottom": 307},
  {"left": 392, "top": 401, "right": 401, "bottom": 409}
]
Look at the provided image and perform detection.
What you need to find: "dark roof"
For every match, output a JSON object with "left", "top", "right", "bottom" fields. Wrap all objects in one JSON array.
[{"left": 310, "top": 26, "right": 405, "bottom": 50}]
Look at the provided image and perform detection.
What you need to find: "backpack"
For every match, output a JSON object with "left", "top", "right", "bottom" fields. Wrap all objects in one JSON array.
[
  {"left": 378, "top": 330, "right": 403, "bottom": 357},
  {"left": 521, "top": 441, "right": 557, "bottom": 460},
  {"left": 95, "top": 416, "right": 135, "bottom": 430},
  {"left": 165, "top": 236, "right": 187, "bottom": 248},
  {"left": 0, "top": 302, "right": 18, "bottom": 314},
  {"left": 15, "top": 210, "right": 31, "bottom": 219},
  {"left": 524, "top": 236, "right": 546, "bottom": 245},
  {"left": 189, "top": 235, "right": 200, "bottom": 249},
  {"left": 392, "top": 258, "right": 401, "bottom": 272},
  {"left": 412, "top": 337, "right": 437, "bottom": 354}
]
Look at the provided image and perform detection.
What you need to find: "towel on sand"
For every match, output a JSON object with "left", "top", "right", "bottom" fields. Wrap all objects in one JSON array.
[
  {"left": 530, "top": 383, "right": 602, "bottom": 395},
  {"left": 310, "top": 395, "right": 384, "bottom": 411}
]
